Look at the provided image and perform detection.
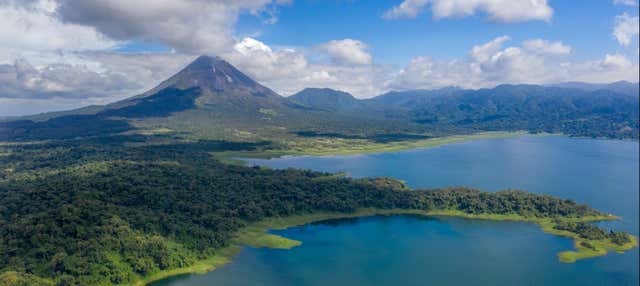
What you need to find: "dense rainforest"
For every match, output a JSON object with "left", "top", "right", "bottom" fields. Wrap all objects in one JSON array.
[
  {"left": 0, "top": 135, "right": 630, "bottom": 285},
  {"left": 0, "top": 56, "right": 636, "bottom": 285}
]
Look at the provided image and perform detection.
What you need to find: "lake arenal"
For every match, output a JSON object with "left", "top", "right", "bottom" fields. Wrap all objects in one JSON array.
[{"left": 152, "top": 135, "right": 639, "bottom": 286}]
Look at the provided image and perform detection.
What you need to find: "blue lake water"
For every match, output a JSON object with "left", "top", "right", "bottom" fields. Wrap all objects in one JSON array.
[{"left": 152, "top": 136, "right": 639, "bottom": 286}]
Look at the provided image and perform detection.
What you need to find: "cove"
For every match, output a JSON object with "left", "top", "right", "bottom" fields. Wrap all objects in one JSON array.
[{"left": 152, "top": 135, "right": 639, "bottom": 285}]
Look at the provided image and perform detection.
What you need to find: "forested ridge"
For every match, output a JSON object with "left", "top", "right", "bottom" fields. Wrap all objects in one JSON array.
[
  {"left": 292, "top": 84, "right": 640, "bottom": 140},
  {"left": 1, "top": 56, "right": 637, "bottom": 143},
  {"left": 0, "top": 136, "right": 632, "bottom": 285}
]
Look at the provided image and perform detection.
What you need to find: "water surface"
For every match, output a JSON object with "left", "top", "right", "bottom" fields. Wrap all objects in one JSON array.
[{"left": 153, "top": 136, "right": 639, "bottom": 286}]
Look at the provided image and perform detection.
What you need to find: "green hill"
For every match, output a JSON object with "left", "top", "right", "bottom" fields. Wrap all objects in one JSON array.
[{"left": 0, "top": 55, "right": 638, "bottom": 143}]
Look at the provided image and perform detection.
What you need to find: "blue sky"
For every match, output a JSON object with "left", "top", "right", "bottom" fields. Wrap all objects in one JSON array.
[
  {"left": 234, "top": 0, "right": 638, "bottom": 64},
  {"left": 0, "top": 0, "right": 638, "bottom": 116}
]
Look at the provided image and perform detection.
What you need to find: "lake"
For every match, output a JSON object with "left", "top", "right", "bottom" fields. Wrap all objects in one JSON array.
[{"left": 152, "top": 135, "right": 639, "bottom": 286}]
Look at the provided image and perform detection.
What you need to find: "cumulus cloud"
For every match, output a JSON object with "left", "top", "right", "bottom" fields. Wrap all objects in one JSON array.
[
  {"left": 383, "top": 0, "right": 553, "bottom": 23},
  {"left": 389, "top": 36, "right": 639, "bottom": 91},
  {"left": 613, "top": 0, "right": 637, "bottom": 6},
  {"left": 0, "top": 0, "right": 290, "bottom": 57},
  {"left": 0, "top": 53, "right": 192, "bottom": 99},
  {"left": 224, "top": 37, "right": 385, "bottom": 97},
  {"left": 469, "top": 36, "right": 512, "bottom": 62},
  {"left": 0, "top": 1, "right": 637, "bottom": 116},
  {"left": 0, "top": 0, "right": 117, "bottom": 64},
  {"left": 522, "top": 39, "right": 571, "bottom": 55},
  {"left": 0, "top": 0, "right": 288, "bottom": 112},
  {"left": 227, "top": 38, "right": 308, "bottom": 85},
  {"left": 319, "top": 39, "right": 373, "bottom": 65},
  {"left": 53, "top": 0, "right": 290, "bottom": 54},
  {"left": 382, "top": 0, "right": 429, "bottom": 19},
  {"left": 226, "top": 36, "right": 637, "bottom": 99},
  {"left": 613, "top": 13, "right": 639, "bottom": 46},
  {"left": 3, "top": 34, "right": 636, "bottom": 109},
  {"left": 0, "top": 59, "right": 131, "bottom": 99}
]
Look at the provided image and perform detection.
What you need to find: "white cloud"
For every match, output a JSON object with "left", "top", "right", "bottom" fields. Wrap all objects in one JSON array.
[
  {"left": 319, "top": 39, "right": 373, "bottom": 65},
  {"left": 2, "top": 35, "right": 638, "bottom": 117},
  {"left": 613, "top": 13, "right": 639, "bottom": 46},
  {"left": 0, "top": 0, "right": 289, "bottom": 113},
  {"left": 613, "top": 0, "right": 637, "bottom": 6},
  {"left": 0, "top": 59, "right": 131, "bottom": 99},
  {"left": 0, "top": 1, "right": 637, "bottom": 116},
  {"left": 383, "top": 0, "right": 553, "bottom": 23},
  {"left": 0, "top": 53, "right": 192, "bottom": 99},
  {"left": 0, "top": 0, "right": 117, "bottom": 64},
  {"left": 522, "top": 39, "right": 571, "bottom": 55},
  {"left": 390, "top": 36, "right": 639, "bottom": 91},
  {"left": 562, "top": 54, "right": 637, "bottom": 83},
  {"left": 469, "top": 35, "right": 511, "bottom": 62},
  {"left": 225, "top": 37, "right": 385, "bottom": 97},
  {"left": 53, "top": 0, "right": 290, "bottom": 55},
  {"left": 0, "top": 0, "right": 291, "bottom": 57},
  {"left": 228, "top": 36, "right": 638, "bottom": 99},
  {"left": 382, "top": 0, "right": 429, "bottom": 19}
]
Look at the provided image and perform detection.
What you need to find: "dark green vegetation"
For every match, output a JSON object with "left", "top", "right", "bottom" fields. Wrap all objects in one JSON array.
[
  {"left": 288, "top": 88, "right": 361, "bottom": 112},
  {"left": 292, "top": 84, "right": 639, "bottom": 139},
  {"left": 0, "top": 136, "right": 635, "bottom": 285},
  {"left": 553, "top": 221, "right": 631, "bottom": 245},
  {"left": 0, "top": 56, "right": 637, "bottom": 285},
  {"left": 1, "top": 56, "right": 638, "bottom": 143}
]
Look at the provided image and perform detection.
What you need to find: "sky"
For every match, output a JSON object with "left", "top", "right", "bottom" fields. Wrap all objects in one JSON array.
[{"left": 0, "top": 0, "right": 638, "bottom": 116}]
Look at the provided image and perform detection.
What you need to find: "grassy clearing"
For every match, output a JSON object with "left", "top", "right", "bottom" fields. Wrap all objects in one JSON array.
[
  {"left": 214, "top": 131, "right": 547, "bottom": 164},
  {"left": 537, "top": 220, "right": 638, "bottom": 263},
  {"left": 282, "top": 131, "right": 532, "bottom": 156},
  {"left": 556, "top": 236, "right": 638, "bottom": 263},
  {"left": 0, "top": 271, "right": 54, "bottom": 286},
  {"left": 233, "top": 226, "right": 301, "bottom": 249}
]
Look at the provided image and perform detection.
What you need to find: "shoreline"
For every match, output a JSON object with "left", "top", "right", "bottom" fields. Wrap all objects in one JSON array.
[
  {"left": 139, "top": 133, "right": 636, "bottom": 286},
  {"left": 137, "top": 209, "right": 638, "bottom": 286},
  {"left": 213, "top": 131, "right": 553, "bottom": 164},
  {"left": 117, "top": 133, "right": 635, "bottom": 285}
]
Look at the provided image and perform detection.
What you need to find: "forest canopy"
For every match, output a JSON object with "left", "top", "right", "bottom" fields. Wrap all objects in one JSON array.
[{"left": 0, "top": 136, "right": 629, "bottom": 285}]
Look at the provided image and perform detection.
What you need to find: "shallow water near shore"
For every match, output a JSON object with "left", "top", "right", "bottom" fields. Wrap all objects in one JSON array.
[{"left": 152, "top": 136, "right": 639, "bottom": 286}]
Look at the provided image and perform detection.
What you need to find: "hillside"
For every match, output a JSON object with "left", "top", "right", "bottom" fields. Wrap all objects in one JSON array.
[
  {"left": 0, "top": 55, "right": 638, "bottom": 143},
  {"left": 547, "top": 81, "right": 639, "bottom": 96},
  {"left": 288, "top": 88, "right": 362, "bottom": 112},
  {"left": 0, "top": 56, "right": 418, "bottom": 142},
  {"left": 291, "top": 85, "right": 640, "bottom": 139}
]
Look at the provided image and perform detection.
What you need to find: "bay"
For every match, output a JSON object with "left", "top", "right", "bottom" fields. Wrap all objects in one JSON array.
[{"left": 152, "top": 136, "right": 639, "bottom": 286}]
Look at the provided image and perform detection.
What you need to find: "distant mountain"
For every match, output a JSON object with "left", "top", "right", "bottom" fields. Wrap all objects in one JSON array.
[
  {"left": 289, "top": 83, "right": 639, "bottom": 138},
  {"left": 547, "top": 81, "right": 639, "bottom": 97},
  {"left": 1, "top": 56, "right": 638, "bottom": 141},
  {"left": 104, "top": 55, "right": 287, "bottom": 116},
  {"left": 396, "top": 84, "right": 639, "bottom": 138},
  {"left": 289, "top": 88, "right": 361, "bottom": 112},
  {"left": 0, "top": 56, "right": 411, "bottom": 141},
  {"left": 368, "top": 87, "right": 465, "bottom": 108},
  {"left": 0, "top": 55, "right": 292, "bottom": 141}
]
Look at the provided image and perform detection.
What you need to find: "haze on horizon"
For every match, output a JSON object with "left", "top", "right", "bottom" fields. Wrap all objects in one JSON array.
[{"left": 0, "top": 0, "right": 638, "bottom": 116}]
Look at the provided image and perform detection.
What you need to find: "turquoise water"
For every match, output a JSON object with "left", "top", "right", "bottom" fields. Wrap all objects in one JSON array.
[{"left": 152, "top": 136, "right": 639, "bottom": 286}]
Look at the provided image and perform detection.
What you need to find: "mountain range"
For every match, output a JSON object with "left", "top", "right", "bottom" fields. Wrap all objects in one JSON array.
[{"left": 1, "top": 55, "right": 638, "bottom": 142}]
